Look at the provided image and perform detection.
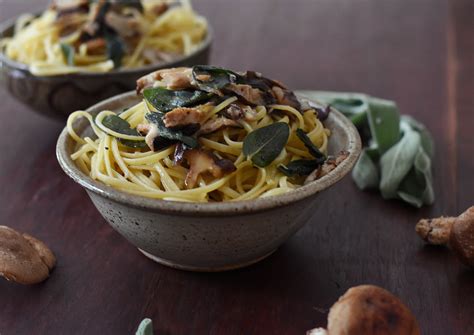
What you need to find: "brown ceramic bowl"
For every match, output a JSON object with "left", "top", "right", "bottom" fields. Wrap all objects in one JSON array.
[
  {"left": 56, "top": 91, "right": 362, "bottom": 272},
  {"left": 0, "top": 16, "right": 212, "bottom": 119}
]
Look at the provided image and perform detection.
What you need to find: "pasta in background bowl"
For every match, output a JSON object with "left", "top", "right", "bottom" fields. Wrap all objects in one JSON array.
[
  {"left": 0, "top": 0, "right": 211, "bottom": 119},
  {"left": 56, "top": 66, "right": 361, "bottom": 271}
]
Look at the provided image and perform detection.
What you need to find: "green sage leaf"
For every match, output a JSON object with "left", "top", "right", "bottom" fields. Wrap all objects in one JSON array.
[
  {"left": 101, "top": 115, "right": 146, "bottom": 149},
  {"left": 145, "top": 112, "right": 198, "bottom": 149},
  {"left": 105, "top": 33, "right": 124, "bottom": 69},
  {"left": 379, "top": 122, "right": 421, "bottom": 199},
  {"left": 278, "top": 159, "right": 321, "bottom": 176},
  {"left": 60, "top": 43, "right": 75, "bottom": 66},
  {"left": 143, "top": 87, "right": 211, "bottom": 113},
  {"left": 367, "top": 98, "right": 400, "bottom": 155},
  {"left": 397, "top": 147, "right": 434, "bottom": 207},
  {"left": 243, "top": 122, "right": 290, "bottom": 167},
  {"left": 192, "top": 65, "right": 239, "bottom": 91},
  {"left": 352, "top": 148, "right": 379, "bottom": 190},
  {"left": 135, "top": 318, "right": 153, "bottom": 335},
  {"left": 296, "top": 128, "right": 325, "bottom": 160},
  {"left": 401, "top": 115, "right": 435, "bottom": 158}
]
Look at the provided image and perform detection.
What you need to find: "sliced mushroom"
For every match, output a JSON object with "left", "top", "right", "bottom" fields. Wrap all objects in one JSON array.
[
  {"left": 84, "top": 37, "right": 107, "bottom": 55},
  {"left": 136, "top": 67, "right": 193, "bottom": 94},
  {"left": 0, "top": 226, "right": 56, "bottom": 285},
  {"left": 151, "top": 2, "right": 169, "bottom": 16},
  {"left": 184, "top": 149, "right": 236, "bottom": 188},
  {"left": 225, "top": 83, "right": 275, "bottom": 106},
  {"left": 221, "top": 103, "right": 256, "bottom": 121},
  {"left": 196, "top": 117, "right": 240, "bottom": 136},
  {"left": 105, "top": 10, "right": 141, "bottom": 38},
  {"left": 304, "top": 151, "right": 349, "bottom": 184},
  {"left": 271, "top": 86, "right": 301, "bottom": 110},
  {"left": 163, "top": 107, "right": 206, "bottom": 128},
  {"left": 137, "top": 123, "right": 160, "bottom": 151},
  {"left": 243, "top": 70, "right": 287, "bottom": 90}
]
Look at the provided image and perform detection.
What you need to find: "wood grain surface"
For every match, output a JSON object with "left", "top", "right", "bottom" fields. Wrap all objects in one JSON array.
[{"left": 0, "top": 0, "right": 473, "bottom": 334}]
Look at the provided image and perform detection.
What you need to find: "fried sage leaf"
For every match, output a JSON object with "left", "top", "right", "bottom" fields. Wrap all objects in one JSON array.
[
  {"left": 243, "top": 122, "right": 289, "bottom": 167},
  {"left": 278, "top": 159, "right": 321, "bottom": 177},
  {"left": 145, "top": 112, "right": 198, "bottom": 149},
  {"left": 296, "top": 128, "right": 325, "bottom": 160},
  {"left": 60, "top": 43, "right": 75, "bottom": 66},
  {"left": 143, "top": 87, "right": 211, "bottom": 113},
  {"left": 105, "top": 33, "right": 124, "bottom": 68},
  {"left": 278, "top": 129, "right": 326, "bottom": 176},
  {"left": 192, "top": 65, "right": 239, "bottom": 91},
  {"left": 101, "top": 115, "right": 146, "bottom": 148}
]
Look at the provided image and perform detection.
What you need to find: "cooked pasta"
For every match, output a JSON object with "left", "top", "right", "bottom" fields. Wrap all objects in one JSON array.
[
  {"left": 67, "top": 66, "right": 334, "bottom": 202},
  {"left": 0, "top": 0, "right": 207, "bottom": 76}
]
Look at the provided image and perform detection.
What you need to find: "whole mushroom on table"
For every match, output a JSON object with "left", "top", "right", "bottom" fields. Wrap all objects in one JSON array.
[
  {"left": 0, "top": 226, "right": 56, "bottom": 285},
  {"left": 307, "top": 285, "right": 420, "bottom": 335}
]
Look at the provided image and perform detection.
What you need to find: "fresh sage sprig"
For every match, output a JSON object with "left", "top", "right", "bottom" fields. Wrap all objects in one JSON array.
[
  {"left": 101, "top": 115, "right": 147, "bottom": 149},
  {"left": 302, "top": 91, "right": 435, "bottom": 208},
  {"left": 243, "top": 122, "right": 290, "bottom": 167},
  {"left": 135, "top": 318, "right": 153, "bottom": 335}
]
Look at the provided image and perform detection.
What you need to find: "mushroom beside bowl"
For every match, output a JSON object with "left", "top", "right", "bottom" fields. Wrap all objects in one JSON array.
[
  {"left": 56, "top": 92, "right": 361, "bottom": 272},
  {"left": 0, "top": 18, "right": 212, "bottom": 120}
]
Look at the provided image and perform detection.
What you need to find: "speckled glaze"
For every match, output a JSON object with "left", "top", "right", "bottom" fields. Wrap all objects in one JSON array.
[
  {"left": 56, "top": 91, "right": 362, "bottom": 271},
  {"left": 0, "top": 17, "right": 212, "bottom": 119}
]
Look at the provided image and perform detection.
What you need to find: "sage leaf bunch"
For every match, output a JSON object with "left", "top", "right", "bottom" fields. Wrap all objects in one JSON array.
[
  {"left": 300, "top": 91, "right": 435, "bottom": 208},
  {"left": 135, "top": 318, "right": 153, "bottom": 335}
]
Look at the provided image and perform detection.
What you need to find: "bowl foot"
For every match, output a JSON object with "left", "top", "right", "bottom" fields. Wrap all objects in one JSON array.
[{"left": 138, "top": 248, "right": 277, "bottom": 272}]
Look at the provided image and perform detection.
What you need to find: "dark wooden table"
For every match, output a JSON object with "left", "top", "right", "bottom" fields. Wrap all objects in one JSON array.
[{"left": 1, "top": 1, "right": 473, "bottom": 334}]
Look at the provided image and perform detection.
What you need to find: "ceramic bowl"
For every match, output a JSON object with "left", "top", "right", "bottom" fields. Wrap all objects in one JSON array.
[
  {"left": 56, "top": 92, "right": 361, "bottom": 271},
  {"left": 0, "top": 17, "right": 212, "bottom": 119}
]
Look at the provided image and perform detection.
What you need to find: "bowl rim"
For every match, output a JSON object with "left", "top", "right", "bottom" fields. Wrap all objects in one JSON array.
[
  {"left": 0, "top": 11, "right": 213, "bottom": 78},
  {"left": 56, "top": 92, "right": 362, "bottom": 216}
]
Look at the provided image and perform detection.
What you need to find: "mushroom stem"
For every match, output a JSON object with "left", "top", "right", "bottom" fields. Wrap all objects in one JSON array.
[
  {"left": 416, "top": 206, "right": 474, "bottom": 267},
  {"left": 415, "top": 216, "right": 456, "bottom": 245}
]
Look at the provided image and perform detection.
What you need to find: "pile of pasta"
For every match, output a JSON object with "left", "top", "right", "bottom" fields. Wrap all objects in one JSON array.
[
  {"left": 0, "top": 0, "right": 207, "bottom": 76},
  {"left": 67, "top": 66, "right": 332, "bottom": 202}
]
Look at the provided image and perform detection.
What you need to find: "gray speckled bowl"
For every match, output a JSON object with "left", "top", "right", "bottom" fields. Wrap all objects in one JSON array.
[
  {"left": 0, "top": 16, "right": 212, "bottom": 119},
  {"left": 56, "top": 92, "right": 361, "bottom": 271}
]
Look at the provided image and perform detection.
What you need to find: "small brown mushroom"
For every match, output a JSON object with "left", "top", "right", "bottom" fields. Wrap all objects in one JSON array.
[
  {"left": 0, "top": 226, "right": 56, "bottom": 285},
  {"left": 416, "top": 206, "right": 474, "bottom": 267},
  {"left": 308, "top": 285, "right": 420, "bottom": 335}
]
